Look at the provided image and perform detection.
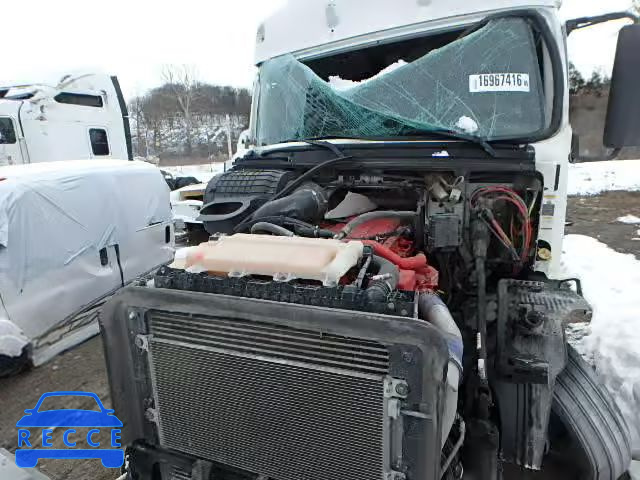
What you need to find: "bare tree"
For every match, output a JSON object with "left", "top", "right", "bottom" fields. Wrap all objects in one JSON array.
[
  {"left": 162, "top": 65, "right": 200, "bottom": 156},
  {"left": 634, "top": 0, "right": 640, "bottom": 15}
]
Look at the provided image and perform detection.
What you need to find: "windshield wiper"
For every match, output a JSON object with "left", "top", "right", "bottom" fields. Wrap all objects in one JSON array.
[
  {"left": 417, "top": 129, "right": 497, "bottom": 158},
  {"left": 259, "top": 136, "right": 350, "bottom": 157},
  {"left": 276, "top": 133, "right": 497, "bottom": 158},
  {"left": 299, "top": 138, "right": 348, "bottom": 158}
]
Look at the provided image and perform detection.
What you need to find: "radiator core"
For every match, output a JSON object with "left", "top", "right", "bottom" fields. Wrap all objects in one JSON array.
[{"left": 148, "top": 310, "right": 391, "bottom": 480}]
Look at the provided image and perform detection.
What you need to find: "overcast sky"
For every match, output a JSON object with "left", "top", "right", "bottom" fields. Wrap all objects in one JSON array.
[{"left": 0, "top": 0, "right": 633, "bottom": 99}]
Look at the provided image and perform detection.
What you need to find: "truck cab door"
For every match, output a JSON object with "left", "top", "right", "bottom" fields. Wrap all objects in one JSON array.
[{"left": 0, "top": 117, "right": 21, "bottom": 165}]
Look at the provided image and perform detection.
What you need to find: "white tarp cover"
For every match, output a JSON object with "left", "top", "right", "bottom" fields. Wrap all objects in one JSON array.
[{"left": 0, "top": 160, "right": 173, "bottom": 360}]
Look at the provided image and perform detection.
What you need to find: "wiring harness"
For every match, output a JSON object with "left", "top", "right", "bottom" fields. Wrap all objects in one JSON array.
[{"left": 470, "top": 186, "right": 533, "bottom": 267}]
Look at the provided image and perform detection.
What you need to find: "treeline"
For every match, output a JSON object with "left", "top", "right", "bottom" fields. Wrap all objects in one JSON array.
[
  {"left": 129, "top": 66, "right": 251, "bottom": 162},
  {"left": 569, "top": 62, "right": 610, "bottom": 96}
]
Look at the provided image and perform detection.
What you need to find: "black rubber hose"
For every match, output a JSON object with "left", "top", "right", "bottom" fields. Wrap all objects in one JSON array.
[
  {"left": 271, "top": 152, "right": 353, "bottom": 201},
  {"left": 471, "top": 215, "right": 490, "bottom": 387},
  {"left": 335, "top": 211, "right": 417, "bottom": 240},
  {"left": 294, "top": 225, "right": 336, "bottom": 238},
  {"left": 250, "top": 222, "right": 295, "bottom": 237},
  {"left": 250, "top": 183, "right": 328, "bottom": 223},
  {"left": 365, "top": 255, "right": 399, "bottom": 303},
  {"left": 235, "top": 215, "right": 334, "bottom": 238},
  {"left": 235, "top": 216, "right": 314, "bottom": 233},
  {"left": 476, "top": 256, "right": 487, "bottom": 383}
]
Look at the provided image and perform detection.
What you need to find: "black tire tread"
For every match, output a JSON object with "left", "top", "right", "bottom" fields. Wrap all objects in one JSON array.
[
  {"left": 0, "top": 348, "right": 29, "bottom": 377},
  {"left": 552, "top": 345, "right": 632, "bottom": 480}
]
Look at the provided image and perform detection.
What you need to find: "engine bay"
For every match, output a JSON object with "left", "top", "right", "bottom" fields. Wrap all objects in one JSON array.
[
  {"left": 102, "top": 144, "right": 618, "bottom": 480},
  {"left": 144, "top": 146, "right": 555, "bottom": 478},
  {"left": 168, "top": 154, "right": 542, "bottom": 314}
]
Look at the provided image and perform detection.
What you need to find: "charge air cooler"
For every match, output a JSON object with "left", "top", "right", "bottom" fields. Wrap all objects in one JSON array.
[{"left": 100, "top": 286, "right": 449, "bottom": 480}]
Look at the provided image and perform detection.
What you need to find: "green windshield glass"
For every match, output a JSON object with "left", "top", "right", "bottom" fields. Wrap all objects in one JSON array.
[{"left": 255, "top": 18, "right": 547, "bottom": 146}]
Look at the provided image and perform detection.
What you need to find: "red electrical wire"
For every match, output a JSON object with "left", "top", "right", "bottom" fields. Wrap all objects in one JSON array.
[{"left": 471, "top": 186, "right": 533, "bottom": 263}]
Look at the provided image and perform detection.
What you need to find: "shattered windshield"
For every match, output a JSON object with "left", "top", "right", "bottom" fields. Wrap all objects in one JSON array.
[{"left": 254, "top": 18, "right": 549, "bottom": 146}]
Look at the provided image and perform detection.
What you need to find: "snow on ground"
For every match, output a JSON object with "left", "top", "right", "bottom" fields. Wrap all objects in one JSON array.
[
  {"left": 568, "top": 159, "right": 640, "bottom": 195},
  {"left": 617, "top": 214, "right": 640, "bottom": 225},
  {"left": 561, "top": 234, "right": 640, "bottom": 449},
  {"left": 162, "top": 160, "right": 234, "bottom": 184}
]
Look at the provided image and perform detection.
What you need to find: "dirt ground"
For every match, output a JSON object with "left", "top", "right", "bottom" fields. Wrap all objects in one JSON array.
[
  {"left": 565, "top": 191, "right": 640, "bottom": 259},
  {"left": 0, "top": 337, "right": 116, "bottom": 480},
  {"left": 0, "top": 191, "right": 638, "bottom": 480}
]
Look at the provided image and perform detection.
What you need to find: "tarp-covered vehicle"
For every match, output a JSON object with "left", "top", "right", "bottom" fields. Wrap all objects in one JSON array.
[{"left": 0, "top": 160, "right": 173, "bottom": 375}]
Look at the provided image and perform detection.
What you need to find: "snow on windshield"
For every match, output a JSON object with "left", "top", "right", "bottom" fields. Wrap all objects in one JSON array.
[
  {"left": 328, "top": 60, "right": 408, "bottom": 90},
  {"left": 255, "top": 17, "right": 547, "bottom": 146}
]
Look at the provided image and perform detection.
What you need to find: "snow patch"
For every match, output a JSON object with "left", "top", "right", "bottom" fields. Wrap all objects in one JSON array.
[
  {"left": 617, "top": 215, "right": 640, "bottom": 225},
  {"left": 560, "top": 234, "right": 640, "bottom": 449},
  {"left": 432, "top": 150, "right": 450, "bottom": 158},
  {"left": 455, "top": 116, "right": 478, "bottom": 134},
  {"left": 0, "top": 319, "right": 29, "bottom": 357},
  {"left": 568, "top": 159, "right": 640, "bottom": 196},
  {"left": 162, "top": 160, "right": 233, "bottom": 184},
  {"left": 329, "top": 60, "right": 407, "bottom": 90}
]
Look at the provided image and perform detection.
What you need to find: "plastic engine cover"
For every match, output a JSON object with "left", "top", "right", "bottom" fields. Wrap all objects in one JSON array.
[{"left": 199, "top": 169, "right": 297, "bottom": 234}]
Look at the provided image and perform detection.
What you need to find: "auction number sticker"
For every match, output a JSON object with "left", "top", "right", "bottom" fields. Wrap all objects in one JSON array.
[{"left": 469, "top": 73, "right": 530, "bottom": 93}]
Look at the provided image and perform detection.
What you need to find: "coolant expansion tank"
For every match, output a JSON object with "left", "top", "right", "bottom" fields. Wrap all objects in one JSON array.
[{"left": 173, "top": 234, "right": 364, "bottom": 287}]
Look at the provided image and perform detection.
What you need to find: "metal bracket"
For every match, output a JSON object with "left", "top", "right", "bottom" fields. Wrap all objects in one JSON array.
[
  {"left": 387, "top": 399, "right": 401, "bottom": 419},
  {"left": 144, "top": 407, "right": 158, "bottom": 424},
  {"left": 135, "top": 334, "right": 151, "bottom": 352},
  {"left": 385, "top": 471, "right": 407, "bottom": 480},
  {"left": 566, "top": 11, "right": 639, "bottom": 35},
  {"left": 384, "top": 377, "right": 409, "bottom": 399}
]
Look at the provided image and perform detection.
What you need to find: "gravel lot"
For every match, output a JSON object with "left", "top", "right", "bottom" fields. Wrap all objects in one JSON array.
[
  {"left": 0, "top": 192, "right": 638, "bottom": 480},
  {"left": 0, "top": 337, "right": 115, "bottom": 480}
]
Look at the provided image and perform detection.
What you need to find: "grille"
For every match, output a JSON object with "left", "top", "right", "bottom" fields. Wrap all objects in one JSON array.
[
  {"left": 169, "top": 465, "right": 191, "bottom": 480},
  {"left": 149, "top": 311, "right": 390, "bottom": 375},
  {"left": 148, "top": 311, "right": 390, "bottom": 480}
]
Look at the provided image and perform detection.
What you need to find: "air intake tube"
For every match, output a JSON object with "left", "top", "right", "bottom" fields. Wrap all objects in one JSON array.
[
  {"left": 365, "top": 256, "right": 399, "bottom": 303},
  {"left": 418, "top": 293, "right": 463, "bottom": 446}
]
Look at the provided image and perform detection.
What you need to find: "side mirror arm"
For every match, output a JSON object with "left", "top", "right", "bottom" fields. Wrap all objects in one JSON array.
[{"left": 567, "top": 11, "right": 639, "bottom": 36}]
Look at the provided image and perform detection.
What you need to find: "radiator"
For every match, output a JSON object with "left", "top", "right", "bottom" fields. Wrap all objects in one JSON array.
[
  {"left": 148, "top": 311, "right": 389, "bottom": 480},
  {"left": 101, "top": 287, "right": 449, "bottom": 480}
]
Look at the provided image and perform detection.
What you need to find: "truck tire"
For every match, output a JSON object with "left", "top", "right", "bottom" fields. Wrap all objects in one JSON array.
[
  {"left": 552, "top": 345, "right": 632, "bottom": 480},
  {"left": 0, "top": 347, "right": 29, "bottom": 377}
]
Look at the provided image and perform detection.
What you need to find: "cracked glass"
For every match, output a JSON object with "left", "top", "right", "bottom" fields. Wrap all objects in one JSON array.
[{"left": 254, "top": 18, "right": 547, "bottom": 146}]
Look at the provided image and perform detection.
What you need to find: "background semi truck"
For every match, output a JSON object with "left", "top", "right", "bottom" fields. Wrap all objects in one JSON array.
[
  {"left": 101, "top": 1, "right": 640, "bottom": 479},
  {"left": 0, "top": 73, "right": 132, "bottom": 166}
]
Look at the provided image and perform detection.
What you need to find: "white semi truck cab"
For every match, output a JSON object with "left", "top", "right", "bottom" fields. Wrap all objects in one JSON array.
[
  {"left": 0, "top": 73, "right": 132, "bottom": 166},
  {"left": 248, "top": 0, "right": 639, "bottom": 279},
  {"left": 101, "top": 2, "right": 640, "bottom": 479}
]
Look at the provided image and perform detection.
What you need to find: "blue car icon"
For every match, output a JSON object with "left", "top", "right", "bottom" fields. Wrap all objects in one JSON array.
[{"left": 15, "top": 391, "right": 124, "bottom": 469}]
